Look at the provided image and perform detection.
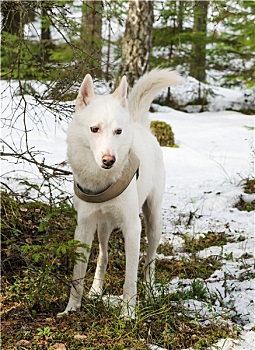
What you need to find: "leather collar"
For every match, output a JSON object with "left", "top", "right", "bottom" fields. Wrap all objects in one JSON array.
[{"left": 74, "top": 151, "right": 140, "bottom": 203}]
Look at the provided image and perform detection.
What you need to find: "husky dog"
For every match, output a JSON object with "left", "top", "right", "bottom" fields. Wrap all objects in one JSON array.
[{"left": 58, "top": 69, "right": 182, "bottom": 318}]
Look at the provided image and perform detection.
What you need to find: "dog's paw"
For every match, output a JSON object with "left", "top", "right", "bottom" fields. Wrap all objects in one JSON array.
[
  {"left": 56, "top": 310, "right": 69, "bottom": 318},
  {"left": 57, "top": 304, "right": 80, "bottom": 318}
]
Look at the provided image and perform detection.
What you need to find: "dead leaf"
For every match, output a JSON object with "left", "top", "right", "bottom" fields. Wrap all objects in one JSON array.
[
  {"left": 74, "top": 334, "right": 87, "bottom": 340},
  {"left": 52, "top": 343, "right": 66, "bottom": 350},
  {"left": 5, "top": 246, "right": 12, "bottom": 257},
  {"left": 20, "top": 207, "right": 28, "bottom": 212},
  {"left": 16, "top": 339, "right": 31, "bottom": 348}
]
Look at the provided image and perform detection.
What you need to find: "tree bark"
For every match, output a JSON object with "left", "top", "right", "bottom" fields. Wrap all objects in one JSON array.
[
  {"left": 116, "top": 0, "right": 154, "bottom": 88},
  {"left": 80, "top": 0, "right": 103, "bottom": 77},
  {"left": 190, "top": 0, "right": 208, "bottom": 82},
  {"left": 40, "top": 1, "right": 52, "bottom": 62}
]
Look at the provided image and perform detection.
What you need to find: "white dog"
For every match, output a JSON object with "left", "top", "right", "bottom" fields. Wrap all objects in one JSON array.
[{"left": 58, "top": 69, "right": 182, "bottom": 318}]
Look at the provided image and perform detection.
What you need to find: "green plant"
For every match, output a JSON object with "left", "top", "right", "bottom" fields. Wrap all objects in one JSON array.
[
  {"left": 1, "top": 192, "right": 89, "bottom": 312},
  {"left": 21, "top": 239, "right": 89, "bottom": 266},
  {"left": 187, "top": 279, "right": 208, "bottom": 300},
  {"left": 37, "top": 326, "right": 52, "bottom": 338},
  {"left": 150, "top": 120, "right": 176, "bottom": 147}
]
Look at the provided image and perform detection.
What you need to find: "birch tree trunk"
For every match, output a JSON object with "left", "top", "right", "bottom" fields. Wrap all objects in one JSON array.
[{"left": 116, "top": 0, "right": 154, "bottom": 88}]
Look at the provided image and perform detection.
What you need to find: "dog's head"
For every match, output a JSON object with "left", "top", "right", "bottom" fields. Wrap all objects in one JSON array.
[{"left": 70, "top": 74, "right": 133, "bottom": 170}]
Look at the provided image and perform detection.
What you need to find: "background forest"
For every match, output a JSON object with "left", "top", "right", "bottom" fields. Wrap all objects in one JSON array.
[{"left": 1, "top": 0, "right": 255, "bottom": 88}]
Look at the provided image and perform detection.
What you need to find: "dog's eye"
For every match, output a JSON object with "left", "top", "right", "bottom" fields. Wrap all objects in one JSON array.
[
  {"left": 115, "top": 129, "right": 122, "bottom": 135},
  {"left": 90, "top": 127, "right": 100, "bottom": 133}
]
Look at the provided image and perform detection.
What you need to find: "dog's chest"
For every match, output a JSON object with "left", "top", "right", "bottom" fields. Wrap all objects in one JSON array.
[{"left": 77, "top": 199, "right": 125, "bottom": 227}]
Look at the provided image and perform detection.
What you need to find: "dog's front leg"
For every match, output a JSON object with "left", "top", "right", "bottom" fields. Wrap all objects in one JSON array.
[
  {"left": 121, "top": 217, "right": 141, "bottom": 319},
  {"left": 57, "top": 219, "right": 96, "bottom": 317},
  {"left": 88, "top": 222, "right": 112, "bottom": 297}
]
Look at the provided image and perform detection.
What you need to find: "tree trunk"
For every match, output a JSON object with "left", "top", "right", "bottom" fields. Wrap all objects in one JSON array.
[
  {"left": 80, "top": 0, "right": 103, "bottom": 77},
  {"left": 1, "top": 0, "right": 36, "bottom": 36},
  {"left": 169, "top": 1, "right": 176, "bottom": 60},
  {"left": 105, "top": 16, "right": 111, "bottom": 82},
  {"left": 116, "top": 0, "right": 154, "bottom": 88},
  {"left": 1, "top": 0, "right": 23, "bottom": 36},
  {"left": 190, "top": 0, "right": 208, "bottom": 82},
  {"left": 177, "top": 0, "right": 185, "bottom": 33},
  {"left": 40, "top": 1, "right": 52, "bottom": 62}
]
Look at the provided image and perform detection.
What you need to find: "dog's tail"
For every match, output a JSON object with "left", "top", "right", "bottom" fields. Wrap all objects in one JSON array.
[{"left": 128, "top": 69, "right": 183, "bottom": 126}]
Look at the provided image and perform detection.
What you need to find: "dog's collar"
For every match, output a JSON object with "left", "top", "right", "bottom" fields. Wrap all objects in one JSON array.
[{"left": 74, "top": 151, "right": 140, "bottom": 203}]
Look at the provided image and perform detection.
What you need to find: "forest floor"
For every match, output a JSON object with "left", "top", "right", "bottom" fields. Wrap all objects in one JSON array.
[{"left": 2, "top": 188, "right": 253, "bottom": 350}]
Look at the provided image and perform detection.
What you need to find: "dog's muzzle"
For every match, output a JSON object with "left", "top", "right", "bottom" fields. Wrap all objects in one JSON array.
[{"left": 102, "top": 155, "right": 116, "bottom": 169}]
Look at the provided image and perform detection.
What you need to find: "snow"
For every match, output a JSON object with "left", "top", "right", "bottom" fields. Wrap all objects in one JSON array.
[
  {"left": 210, "top": 329, "right": 255, "bottom": 350},
  {"left": 155, "top": 76, "right": 255, "bottom": 113},
  {"left": 1, "top": 80, "right": 254, "bottom": 349}
]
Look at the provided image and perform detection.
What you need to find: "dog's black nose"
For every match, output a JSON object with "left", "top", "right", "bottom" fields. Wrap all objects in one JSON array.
[{"left": 102, "top": 155, "right": 116, "bottom": 168}]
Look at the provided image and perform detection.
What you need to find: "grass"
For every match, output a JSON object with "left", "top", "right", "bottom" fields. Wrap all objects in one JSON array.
[
  {"left": 181, "top": 231, "right": 234, "bottom": 254},
  {"left": 1, "top": 192, "right": 238, "bottom": 349},
  {"left": 156, "top": 255, "right": 222, "bottom": 281}
]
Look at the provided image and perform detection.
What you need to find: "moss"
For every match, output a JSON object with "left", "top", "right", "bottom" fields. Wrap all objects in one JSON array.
[
  {"left": 235, "top": 178, "right": 255, "bottom": 211},
  {"left": 244, "top": 178, "right": 255, "bottom": 194},
  {"left": 150, "top": 120, "right": 176, "bottom": 147}
]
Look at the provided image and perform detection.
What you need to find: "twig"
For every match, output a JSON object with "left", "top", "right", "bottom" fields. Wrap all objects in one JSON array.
[{"left": 0, "top": 150, "right": 72, "bottom": 176}]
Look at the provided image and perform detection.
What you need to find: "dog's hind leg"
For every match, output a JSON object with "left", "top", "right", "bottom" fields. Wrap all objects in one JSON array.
[
  {"left": 121, "top": 211, "right": 141, "bottom": 319},
  {"left": 88, "top": 222, "right": 111, "bottom": 297},
  {"left": 142, "top": 192, "right": 163, "bottom": 293},
  {"left": 57, "top": 218, "right": 96, "bottom": 317}
]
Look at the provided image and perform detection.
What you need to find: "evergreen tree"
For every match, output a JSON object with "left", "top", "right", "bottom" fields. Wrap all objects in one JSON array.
[
  {"left": 151, "top": 0, "right": 254, "bottom": 87},
  {"left": 208, "top": 0, "right": 255, "bottom": 87},
  {"left": 151, "top": 1, "right": 193, "bottom": 70},
  {"left": 1, "top": 0, "right": 254, "bottom": 89}
]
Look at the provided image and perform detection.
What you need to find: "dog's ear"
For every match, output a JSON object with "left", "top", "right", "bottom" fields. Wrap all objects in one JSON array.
[
  {"left": 113, "top": 76, "right": 127, "bottom": 107},
  {"left": 75, "top": 74, "right": 94, "bottom": 110}
]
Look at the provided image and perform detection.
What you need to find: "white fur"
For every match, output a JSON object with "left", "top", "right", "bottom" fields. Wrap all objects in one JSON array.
[{"left": 58, "top": 69, "right": 183, "bottom": 319}]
